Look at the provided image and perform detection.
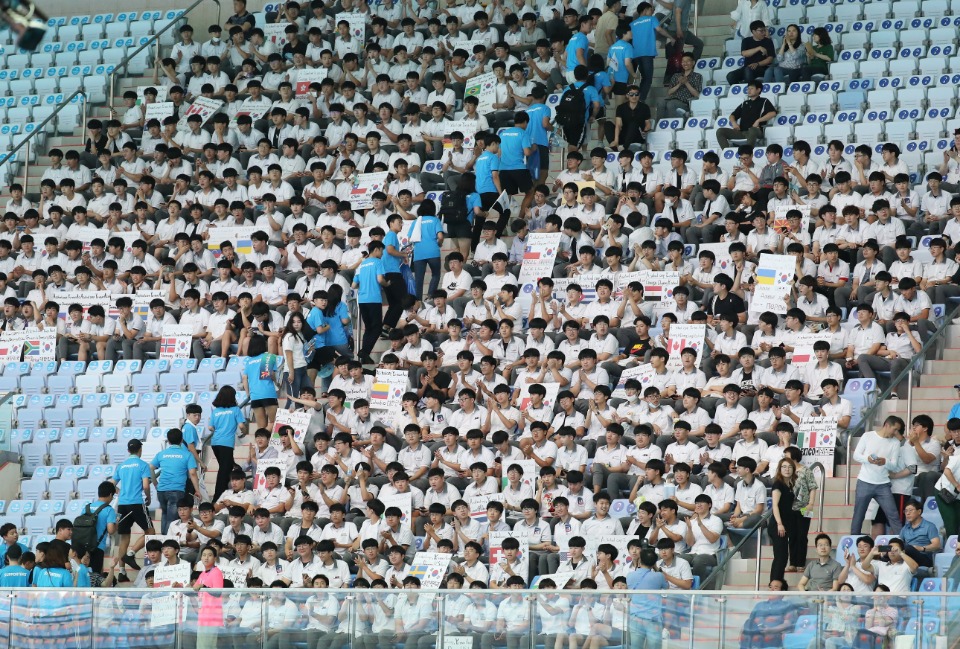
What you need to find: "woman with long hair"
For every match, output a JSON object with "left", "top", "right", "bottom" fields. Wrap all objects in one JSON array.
[
  {"left": 784, "top": 445, "right": 818, "bottom": 573},
  {"left": 765, "top": 24, "right": 806, "bottom": 83},
  {"left": 801, "top": 27, "right": 834, "bottom": 80},
  {"left": 281, "top": 312, "right": 310, "bottom": 409},
  {"left": 411, "top": 198, "right": 444, "bottom": 300},
  {"left": 769, "top": 457, "right": 798, "bottom": 582},
  {"left": 322, "top": 284, "right": 353, "bottom": 360},
  {"left": 32, "top": 539, "right": 73, "bottom": 587},
  {"left": 208, "top": 385, "right": 246, "bottom": 501}
]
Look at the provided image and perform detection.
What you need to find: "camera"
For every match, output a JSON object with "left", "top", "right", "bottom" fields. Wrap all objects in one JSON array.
[{"left": 0, "top": 0, "right": 47, "bottom": 50}]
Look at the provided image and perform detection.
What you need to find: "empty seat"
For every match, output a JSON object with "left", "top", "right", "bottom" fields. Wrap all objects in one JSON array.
[{"left": 19, "top": 476, "right": 47, "bottom": 501}]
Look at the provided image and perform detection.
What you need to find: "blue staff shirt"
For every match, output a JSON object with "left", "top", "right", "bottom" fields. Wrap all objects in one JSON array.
[
  {"left": 0, "top": 565, "right": 29, "bottom": 587},
  {"left": 608, "top": 39, "right": 633, "bottom": 83},
  {"left": 209, "top": 406, "right": 246, "bottom": 448},
  {"left": 382, "top": 230, "right": 403, "bottom": 273},
  {"left": 566, "top": 31, "right": 588, "bottom": 72},
  {"left": 151, "top": 444, "right": 198, "bottom": 493},
  {"left": 525, "top": 103, "right": 551, "bottom": 147},
  {"left": 244, "top": 354, "right": 279, "bottom": 401},
  {"left": 499, "top": 126, "right": 532, "bottom": 170},
  {"left": 475, "top": 151, "right": 500, "bottom": 194},
  {"left": 413, "top": 214, "right": 443, "bottom": 260},
  {"left": 115, "top": 455, "right": 151, "bottom": 505},
  {"left": 630, "top": 14, "right": 660, "bottom": 58},
  {"left": 355, "top": 256, "right": 385, "bottom": 304},
  {"left": 323, "top": 302, "right": 350, "bottom": 346}
]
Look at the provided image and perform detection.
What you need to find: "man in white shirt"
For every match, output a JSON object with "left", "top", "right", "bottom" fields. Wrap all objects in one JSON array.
[
  {"left": 850, "top": 415, "right": 906, "bottom": 535},
  {"left": 861, "top": 538, "right": 917, "bottom": 594}
]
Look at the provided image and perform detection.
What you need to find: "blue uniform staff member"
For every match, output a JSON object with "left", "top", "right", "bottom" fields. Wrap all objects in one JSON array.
[
  {"left": 626, "top": 546, "right": 668, "bottom": 649},
  {"left": 353, "top": 240, "right": 389, "bottom": 365},
  {"left": 559, "top": 66, "right": 603, "bottom": 155},
  {"left": 630, "top": 2, "right": 673, "bottom": 102},
  {"left": 111, "top": 439, "right": 156, "bottom": 574},
  {"left": 151, "top": 427, "right": 203, "bottom": 535},
  {"left": 565, "top": 15, "right": 592, "bottom": 83},
  {"left": 524, "top": 84, "right": 553, "bottom": 185},
  {"left": 499, "top": 112, "right": 535, "bottom": 218},
  {"left": 471, "top": 133, "right": 503, "bottom": 249}
]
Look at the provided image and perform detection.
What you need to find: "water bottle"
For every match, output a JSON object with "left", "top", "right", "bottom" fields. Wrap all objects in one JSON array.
[{"left": 664, "top": 474, "right": 676, "bottom": 498}]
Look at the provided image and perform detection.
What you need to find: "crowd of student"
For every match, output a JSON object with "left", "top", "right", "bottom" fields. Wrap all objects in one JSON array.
[{"left": 1, "top": 3, "right": 960, "bottom": 648}]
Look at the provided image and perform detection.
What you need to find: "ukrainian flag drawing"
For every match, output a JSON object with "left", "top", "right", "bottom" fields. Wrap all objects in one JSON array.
[{"left": 755, "top": 268, "right": 777, "bottom": 285}]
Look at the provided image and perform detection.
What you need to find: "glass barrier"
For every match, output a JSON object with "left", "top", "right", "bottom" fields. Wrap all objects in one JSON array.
[
  {"left": 2, "top": 588, "right": 958, "bottom": 649},
  {"left": 0, "top": 392, "right": 14, "bottom": 454}
]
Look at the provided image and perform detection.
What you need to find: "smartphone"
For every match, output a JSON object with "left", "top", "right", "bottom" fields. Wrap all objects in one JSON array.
[
  {"left": 877, "top": 545, "right": 892, "bottom": 553},
  {"left": 908, "top": 465, "right": 918, "bottom": 474}
]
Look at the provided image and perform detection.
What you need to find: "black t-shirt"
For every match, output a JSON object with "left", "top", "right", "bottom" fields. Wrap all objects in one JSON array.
[
  {"left": 282, "top": 40, "right": 308, "bottom": 60},
  {"left": 616, "top": 101, "right": 652, "bottom": 146},
  {"left": 733, "top": 96, "right": 777, "bottom": 130},
  {"left": 628, "top": 336, "right": 653, "bottom": 358},
  {"left": 771, "top": 481, "right": 795, "bottom": 518},
  {"left": 707, "top": 292, "right": 746, "bottom": 321},
  {"left": 740, "top": 36, "right": 775, "bottom": 66},
  {"left": 418, "top": 369, "right": 452, "bottom": 392}
]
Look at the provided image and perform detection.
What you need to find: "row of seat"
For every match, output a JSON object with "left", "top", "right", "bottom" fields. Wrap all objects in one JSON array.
[{"left": 773, "top": 0, "right": 954, "bottom": 23}]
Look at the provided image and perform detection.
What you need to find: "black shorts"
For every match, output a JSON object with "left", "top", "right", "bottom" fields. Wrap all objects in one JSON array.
[
  {"left": 250, "top": 397, "right": 279, "bottom": 409},
  {"left": 500, "top": 169, "right": 533, "bottom": 195},
  {"left": 117, "top": 503, "right": 151, "bottom": 535},
  {"left": 447, "top": 221, "right": 473, "bottom": 238},
  {"left": 612, "top": 81, "right": 629, "bottom": 96},
  {"left": 562, "top": 122, "right": 587, "bottom": 147}
]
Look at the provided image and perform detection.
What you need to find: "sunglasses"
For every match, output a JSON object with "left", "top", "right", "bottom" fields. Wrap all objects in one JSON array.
[{"left": 626, "top": 92, "right": 639, "bottom": 96}]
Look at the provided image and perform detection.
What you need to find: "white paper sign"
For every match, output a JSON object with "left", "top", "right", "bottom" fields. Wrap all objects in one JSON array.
[
  {"left": 294, "top": 68, "right": 329, "bottom": 96},
  {"left": 273, "top": 409, "right": 312, "bottom": 445},
  {"left": 159, "top": 324, "right": 193, "bottom": 360},
  {"left": 666, "top": 323, "right": 706, "bottom": 372},
  {"left": 489, "top": 530, "right": 529, "bottom": 585},
  {"left": 797, "top": 416, "right": 837, "bottom": 477},
  {"left": 638, "top": 270, "right": 681, "bottom": 300},
  {"left": 612, "top": 363, "right": 655, "bottom": 399},
  {"left": 153, "top": 563, "right": 191, "bottom": 588},
  {"left": 469, "top": 493, "right": 504, "bottom": 522},
  {"left": 137, "top": 86, "right": 169, "bottom": 104},
  {"left": 408, "top": 551, "right": 451, "bottom": 589},
  {"left": 465, "top": 72, "right": 497, "bottom": 115},
  {"left": 56, "top": 291, "right": 112, "bottom": 320},
  {"left": 516, "top": 381, "right": 559, "bottom": 411},
  {"left": 371, "top": 368, "right": 408, "bottom": 411},
  {"left": 263, "top": 23, "right": 289, "bottom": 48},
  {"left": 381, "top": 492, "right": 413, "bottom": 528},
  {"left": 517, "top": 232, "right": 562, "bottom": 321},
  {"left": 752, "top": 253, "right": 795, "bottom": 315},
  {"left": 253, "top": 459, "right": 287, "bottom": 491},
  {"left": 149, "top": 594, "right": 179, "bottom": 627},
  {"left": 343, "top": 172, "right": 388, "bottom": 211},
  {"left": 144, "top": 102, "right": 175, "bottom": 121},
  {"left": 585, "top": 535, "right": 633, "bottom": 569},
  {"left": 221, "top": 564, "right": 249, "bottom": 587},
  {"left": 697, "top": 242, "right": 735, "bottom": 274},
  {"left": 176, "top": 97, "right": 224, "bottom": 131},
  {"left": 206, "top": 225, "right": 255, "bottom": 257}
]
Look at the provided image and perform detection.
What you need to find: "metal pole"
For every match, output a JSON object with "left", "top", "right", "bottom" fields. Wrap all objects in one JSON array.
[
  {"left": 693, "top": 0, "right": 699, "bottom": 35},
  {"left": 845, "top": 430, "right": 854, "bottom": 506},
  {"left": 815, "top": 599, "right": 824, "bottom": 649},
  {"left": 89, "top": 593, "right": 97, "bottom": 649},
  {"left": 21, "top": 138, "right": 29, "bottom": 193},
  {"left": 716, "top": 596, "right": 726, "bottom": 649},
  {"left": 906, "top": 367, "right": 914, "bottom": 425},
  {"left": 347, "top": 594, "right": 356, "bottom": 649},
  {"left": 754, "top": 529, "right": 762, "bottom": 590},
  {"left": 260, "top": 591, "right": 268, "bottom": 649},
  {"left": 437, "top": 594, "right": 446, "bottom": 649},
  {"left": 686, "top": 592, "right": 695, "bottom": 649},
  {"left": 915, "top": 598, "right": 924, "bottom": 649},
  {"left": 81, "top": 93, "right": 88, "bottom": 150}
]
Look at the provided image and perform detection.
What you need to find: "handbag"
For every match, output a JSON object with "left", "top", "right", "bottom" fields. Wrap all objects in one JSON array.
[
  {"left": 400, "top": 262, "right": 416, "bottom": 296},
  {"left": 939, "top": 487, "right": 958, "bottom": 504}
]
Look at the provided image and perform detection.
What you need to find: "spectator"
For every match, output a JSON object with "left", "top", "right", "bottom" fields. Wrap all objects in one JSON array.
[
  {"left": 730, "top": 0, "right": 771, "bottom": 40},
  {"left": 862, "top": 540, "right": 918, "bottom": 594},
  {"left": 657, "top": 53, "right": 703, "bottom": 119},
  {"left": 630, "top": 2, "right": 673, "bottom": 102},
  {"left": 739, "top": 579, "right": 799, "bottom": 649},
  {"left": 764, "top": 24, "right": 805, "bottom": 83},
  {"left": 801, "top": 27, "right": 834, "bottom": 80},
  {"left": 715, "top": 80, "right": 777, "bottom": 149},
  {"left": 608, "top": 84, "right": 652, "bottom": 150},
  {"left": 850, "top": 416, "right": 906, "bottom": 535},
  {"left": 796, "top": 534, "right": 843, "bottom": 592},
  {"left": 768, "top": 458, "right": 798, "bottom": 583},
  {"left": 726, "top": 21, "right": 774, "bottom": 85}
]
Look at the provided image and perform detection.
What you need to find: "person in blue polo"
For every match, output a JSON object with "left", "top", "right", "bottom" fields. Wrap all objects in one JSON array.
[
  {"left": 525, "top": 85, "right": 553, "bottom": 186},
  {"left": 498, "top": 112, "right": 535, "bottom": 219},
  {"left": 151, "top": 428, "right": 202, "bottom": 534},
  {"left": 471, "top": 132, "right": 503, "bottom": 248},
  {"left": 630, "top": 2, "right": 672, "bottom": 102},
  {"left": 559, "top": 66, "right": 603, "bottom": 154},
  {"left": 111, "top": 438, "right": 156, "bottom": 574},
  {"left": 565, "top": 15, "right": 592, "bottom": 82}
]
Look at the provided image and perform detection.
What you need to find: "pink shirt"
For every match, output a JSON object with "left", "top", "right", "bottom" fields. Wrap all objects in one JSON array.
[{"left": 196, "top": 566, "right": 224, "bottom": 627}]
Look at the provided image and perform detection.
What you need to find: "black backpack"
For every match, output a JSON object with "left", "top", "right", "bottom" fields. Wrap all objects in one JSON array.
[
  {"left": 73, "top": 502, "right": 109, "bottom": 550},
  {"left": 556, "top": 82, "right": 587, "bottom": 130},
  {"left": 439, "top": 191, "right": 470, "bottom": 228}
]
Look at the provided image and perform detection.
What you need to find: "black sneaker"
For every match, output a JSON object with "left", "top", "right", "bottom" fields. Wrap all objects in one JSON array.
[
  {"left": 122, "top": 554, "right": 141, "bottom": 571},
  {"left": 359, "top": 355, "right": 376, "bottom": 366}
]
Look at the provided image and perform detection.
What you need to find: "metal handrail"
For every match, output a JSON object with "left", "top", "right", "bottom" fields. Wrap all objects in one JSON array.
[
  {"left": 0, "top": 90, "right": 85, "bottom": 194},
  {"left": 844, "top": 304, "right": 960, "bottom": 505},
  {"left": 107, "top": 0, "right": 222, "bottom": 110},
  {"left": 698, "top": 510, "right": 772, "bottom": 590}
]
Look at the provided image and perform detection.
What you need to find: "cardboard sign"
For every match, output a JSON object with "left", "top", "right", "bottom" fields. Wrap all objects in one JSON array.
[
  {"left": 159, "top": 324, "right": 193, "bottom": 360},
  {"left": 149, "top": 594, "right": 180, "bottom": 627},
  {"left": 665, "top": 323, "right": 706, "bottom": 372},
  {"left": 797, "top": 416, "right": 837, "bottom": 477},
  {"left": 697, "top": 242, "right": 734, "bottom": 273},
  {"left": 263, "top": 23, "right": 289, "bottom": 48},
  {"left": 516, "top": 232, "right": 563, "bottom": 321},
  {"left": 585, "top": 535, "right": 633, "bottom": 570},
  {"left": 489, "top": 530, "right": 529, "bottom": 585},
  {"left": 0, "top": 330, "right": 56, "bottom": 365},
  {"left": 752, "top": 253, "right": 795, "bottom": 315},
  {"left": 516, "top": 382, "right": 559, "bottom": 411},
  {"left": 499, "top": 459, "right": 537, "bottom": 491},
  {"left": 152, "top": 563, "right": 191, "bottom": 588},
  {"left": 772, "top": 204, "right": 810, "bottom": 234},
  {"left": 114, "top": 290, "right": 165, "bottom": 321},
  {"left": 137, "top": 85, "right": 169, "bottom": 104},
  {"left": 221, "top": 564, "right": 249, "bottom": 587},
  {"left": 464, "top": 71, "right": 497, "bottom": 114},
  {"left": 342, "top": 13, "right": 366, "bottom": 45},
  {"left": 176, "top": 97, "right": 224, "bottom": 131}
]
